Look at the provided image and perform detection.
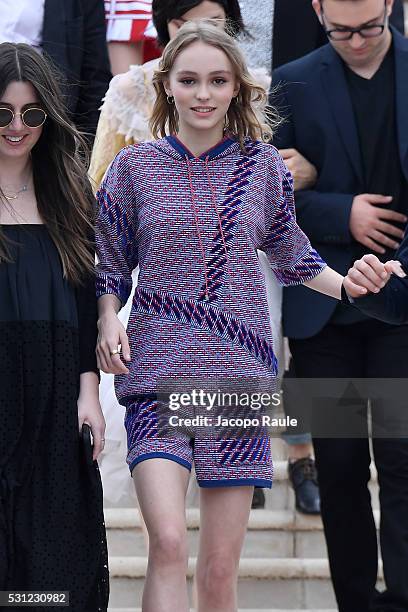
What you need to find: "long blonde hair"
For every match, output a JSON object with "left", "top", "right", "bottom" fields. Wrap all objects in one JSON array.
[{"left": 150, "top": 21, "right": 279, "bottom": 150}]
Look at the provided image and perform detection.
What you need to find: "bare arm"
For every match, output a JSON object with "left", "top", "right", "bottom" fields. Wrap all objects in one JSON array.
[
  {"left": 96, "top": 294, "right": 131, "bottom": 375},
  {"left": 304, "top": 266, "right": 357, "bottom": 301}
]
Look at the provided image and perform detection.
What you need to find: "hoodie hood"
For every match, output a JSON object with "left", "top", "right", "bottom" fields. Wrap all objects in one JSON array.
[{"left": 149, "top": 134, "right": 241, "bottom": 162}]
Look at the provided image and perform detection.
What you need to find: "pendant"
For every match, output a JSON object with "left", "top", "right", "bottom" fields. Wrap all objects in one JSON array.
[{"left": 3, "top": 185, "right": 27, "bottom": 200}]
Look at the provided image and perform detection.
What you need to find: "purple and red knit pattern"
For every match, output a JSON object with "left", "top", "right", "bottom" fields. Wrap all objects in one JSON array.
[
  {"left": 96, "top": 137, "right": 326, "bottom": 406},
  {"left": 96, "top": 148, "right": 138, "bottom": 306},
  {"left": 134, "top": 287, "right": 278, "bottom": 374},
  {"left": 124, "top": 397, "right": 273, "bottom": 487},
  {"left": 218, "top": 435, "right": 271, "bottom": 466},
  {"left": 196, "top": 142, "right": 260, "bottom": 302}
]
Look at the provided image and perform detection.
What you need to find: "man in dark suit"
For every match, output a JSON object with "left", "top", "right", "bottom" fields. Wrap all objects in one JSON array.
[
  {"left": 271, "top": 0, "right": 406, "bottom": 519},
  {"left": 43, "top": 0, "right": 111, "bottom": 136},
  {"left": 272, "top": 1, "right": 408, "bottom": 610},
  {"left": 272, "top": 0, "right": 405, "bottom": 68}
]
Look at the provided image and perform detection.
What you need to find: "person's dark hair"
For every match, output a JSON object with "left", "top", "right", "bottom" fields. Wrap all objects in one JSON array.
[
  {"left": 0, "top": 43, "right": 95, "bottom": 284},
  {"left": 152, "top": 0, "right": 244, "bottom": 46}
]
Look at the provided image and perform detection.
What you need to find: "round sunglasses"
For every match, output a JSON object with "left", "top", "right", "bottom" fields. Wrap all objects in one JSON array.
[{"left": 0, "top": 107, "right": 47, "bottom": 129}]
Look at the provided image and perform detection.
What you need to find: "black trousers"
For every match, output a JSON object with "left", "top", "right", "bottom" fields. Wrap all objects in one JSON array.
[{"left": 289, "top": 320, "right": 408, "bottom": 612}]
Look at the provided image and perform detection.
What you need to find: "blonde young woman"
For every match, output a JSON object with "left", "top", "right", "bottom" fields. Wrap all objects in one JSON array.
[
  {"left": 89, "top": 0, "right": 245, "bottom": 188},
  {"left": 92, "top": 0, "right": 262, "bottom": 507},
  {"left": 94, "top": 21, "right": 354, "bottom": 611}
]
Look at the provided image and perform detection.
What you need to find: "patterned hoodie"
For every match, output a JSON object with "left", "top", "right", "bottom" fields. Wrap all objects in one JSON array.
[{"left": 95, "top": 136, "right": 326, "bottom": 405}]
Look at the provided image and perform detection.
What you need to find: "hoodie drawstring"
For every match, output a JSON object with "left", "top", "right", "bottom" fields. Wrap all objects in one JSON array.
[
  {"left": 204, "top": 156, "right": 232, "bottom": 294},
  {"left": 186, "top": 156, "right": 210, "bottom": 300},
  {"left": 185, "top": 155, "right": 232, "bottom": 302}
]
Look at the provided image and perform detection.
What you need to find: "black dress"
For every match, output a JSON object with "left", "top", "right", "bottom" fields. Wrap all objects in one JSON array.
[{"left": 0, "top": 225, "right": 109, "bottom": 611}]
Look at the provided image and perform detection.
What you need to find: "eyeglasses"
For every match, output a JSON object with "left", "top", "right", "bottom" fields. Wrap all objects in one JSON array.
[
  {"left": 320, "top": 0, "right": 387, "bottom": 41},
  {"left": 0, "top": 107, "right": 47, "bottom": 128}
]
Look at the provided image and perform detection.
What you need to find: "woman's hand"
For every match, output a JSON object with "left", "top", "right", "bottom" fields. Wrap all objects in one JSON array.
[
  {"left": 78, "top": 372, "right": 106, "bottom": 461},
  {"left": 343, "top": 254, "right": 406, "bottom": 298},
  {"left": 96, "top": 311, "right": 131, "bottom": 374}
]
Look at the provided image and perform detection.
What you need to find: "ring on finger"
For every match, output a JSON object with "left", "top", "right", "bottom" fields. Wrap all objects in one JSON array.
[{"left": 110, "top": 343, "right": 122, "bottom": 356}]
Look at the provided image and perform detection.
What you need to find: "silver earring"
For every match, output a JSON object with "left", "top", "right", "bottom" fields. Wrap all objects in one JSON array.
[{"left": 167, "top": 95, "right": 174, "bottom": 105}]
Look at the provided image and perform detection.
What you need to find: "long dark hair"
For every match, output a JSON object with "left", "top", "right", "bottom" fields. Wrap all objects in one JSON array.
[
  {"left": 152, "top": 0, "right": 245, "bottom": 46},
  {"left": 0, "top": 42, "right": 95, "bottom": 284}
]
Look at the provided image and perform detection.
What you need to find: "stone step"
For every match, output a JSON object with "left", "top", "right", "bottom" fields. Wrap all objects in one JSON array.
[
  {"left": 105, "top": 507, "right": 381, "bottom": 560},
  {"left": 108, "top": 557, "right": 383, "bottom": 609},
  {"left": 109, "top": 576, "right": 337, "bottom": 609}
]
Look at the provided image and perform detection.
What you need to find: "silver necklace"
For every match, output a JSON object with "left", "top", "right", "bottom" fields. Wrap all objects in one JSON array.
[{"left": 2, "top": 184, "right": 29, "bottom": 200}]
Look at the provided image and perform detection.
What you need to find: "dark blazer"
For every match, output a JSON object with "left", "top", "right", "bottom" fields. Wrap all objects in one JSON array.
[
  {"left": 42, "top": 0, "right": 111, "bottom": 136},
  {"left": 272, "top": 0, "right": 405, "bottom": 69},
  {"left": 272, "top": 28, "right": 408, "bottom": 339},
  {"left": 350, "top": 237, "right": 408, "bottom": 325}
]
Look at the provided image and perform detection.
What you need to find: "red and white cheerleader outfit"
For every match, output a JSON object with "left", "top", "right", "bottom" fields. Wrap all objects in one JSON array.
[
  {"left": 105, "top": 0, "right": 159, "bottom": 61},
  {"left": 105, "top": 0, "right": 154, "bottom": 43}
]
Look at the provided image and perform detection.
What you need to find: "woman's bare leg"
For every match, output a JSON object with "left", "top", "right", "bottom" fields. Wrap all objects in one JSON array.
[
  {"left": 195, "top": 486, "right": 253, "bottom": 612},
  {"left": 133, "top": 459, "right": 190, "bottom": 612},
  {"left": 108, "top": 41, "right": 143, "bottom": 75}
]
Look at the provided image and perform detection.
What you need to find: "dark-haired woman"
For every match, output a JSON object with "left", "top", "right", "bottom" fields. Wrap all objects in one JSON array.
[{"left": 0, "top": 43, "right": 109, "bottom": 610}]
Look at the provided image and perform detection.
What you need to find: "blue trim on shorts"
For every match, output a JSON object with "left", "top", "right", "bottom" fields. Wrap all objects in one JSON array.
[
  {"left": 129, "top": 452, "right": 192, "bottom": 474},
  {"left": 198, "top": 478, "right": 272, "bottom": 489}
]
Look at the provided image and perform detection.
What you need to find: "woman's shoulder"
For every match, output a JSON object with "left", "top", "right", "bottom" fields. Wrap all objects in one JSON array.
[
  {"left": 245, "top": 140, "right": 289, "bottom": 186},
  {"left": 246, "top": 139, "right": 282, "bottom": 163},
  {"left": 108, "top": 140, "right": 163, "bottom": 171}
]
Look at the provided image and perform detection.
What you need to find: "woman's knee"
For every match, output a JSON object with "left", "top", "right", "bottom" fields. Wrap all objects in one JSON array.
[
  {"left": 197, "top": 551, "right": 238, "bottom": 595},
  {"left": 148, "top": 526, "right": 187, "bottom": 567}
]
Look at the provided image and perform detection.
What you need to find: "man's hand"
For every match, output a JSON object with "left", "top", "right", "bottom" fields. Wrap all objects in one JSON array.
[
  {"left": 349, "top": 194, "right": 407, "bottom": 254},
  {"left": 343, "top": 253, "right": 406, "bottom": 298},
  {"left": 279, "top": 148, "right": 318, "bottom": 191}
]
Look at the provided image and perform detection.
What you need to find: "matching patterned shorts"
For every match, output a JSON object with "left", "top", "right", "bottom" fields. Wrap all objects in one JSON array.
[{"left": 124, "top": 396, "right": 273, "bottom": 488}]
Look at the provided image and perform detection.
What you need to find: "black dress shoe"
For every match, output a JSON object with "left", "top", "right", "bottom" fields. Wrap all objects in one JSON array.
[
  {"left": 288, "top": 457, "right": 321, "bottom": 515},
  {"left": 251, "top": 488, "right": 265, "bottom": 509}
]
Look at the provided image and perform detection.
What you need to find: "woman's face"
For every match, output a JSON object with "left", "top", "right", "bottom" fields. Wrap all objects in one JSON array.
[
  {"left": 166, "top": 40, "right": 239, "bottom": 137},
  {"left": 0, "top": 81, "right": 44, "bottom": 163},
  {"left": 168, "top": 1, "right": 226, "bottom": 40}
]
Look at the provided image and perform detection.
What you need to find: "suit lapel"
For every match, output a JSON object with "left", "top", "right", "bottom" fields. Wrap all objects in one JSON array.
[
  {"left": 320, "top": 46, "right": 364, "bottom": 185},
  {"left": 394, "top": 30, "right": 408, "bottom": 180}
]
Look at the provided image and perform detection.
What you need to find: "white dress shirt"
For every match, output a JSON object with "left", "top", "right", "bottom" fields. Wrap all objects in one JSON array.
[{"left": 0, "top": 0, "right": 45, "bottom": 49}]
